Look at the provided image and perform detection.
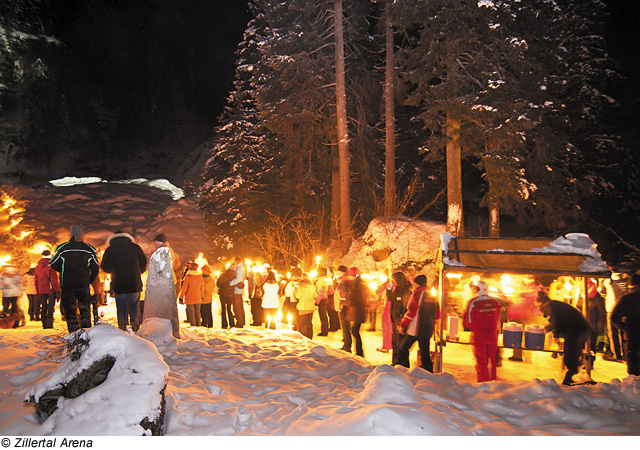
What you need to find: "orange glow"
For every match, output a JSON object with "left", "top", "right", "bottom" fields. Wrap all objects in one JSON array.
[{"left": 14, "top": 230, "right": 33, "bottom": 240}]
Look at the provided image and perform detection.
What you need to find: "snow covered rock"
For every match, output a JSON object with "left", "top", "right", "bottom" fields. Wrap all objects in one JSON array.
[
  {"left": 26, "top": 324, "right": 169, "bottom": 436},
  {"left": 339, "top": 216, "right": 445, "bottom": 274}
]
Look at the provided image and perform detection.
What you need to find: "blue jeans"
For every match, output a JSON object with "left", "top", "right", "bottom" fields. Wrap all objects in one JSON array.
[{"left": 114, "top": 292, "right": 141, "bottom": 332}]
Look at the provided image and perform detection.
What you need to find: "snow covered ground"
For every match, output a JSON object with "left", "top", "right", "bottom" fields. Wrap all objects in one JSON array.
[
  {"left": 0, "top": 180, "right": 639, "bottom": 438},
  {"left": 0, "top": 296, "right": 638, "bottom": 437}
]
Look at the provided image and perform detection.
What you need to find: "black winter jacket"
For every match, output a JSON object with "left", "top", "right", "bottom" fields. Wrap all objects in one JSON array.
[
  {"left": 100, "top": 233, "right": 147, "bottom": 294},
  {"left": 611, "top": 292, "right": 640, "bottom": 346},
  {"left": 388, "top": 284, "right": 412, "bottom": 324},
  {"left": 49, "top": 237, "right": 100, "bottom": 291},
  {"left": 539, "top": 299, "right": 592, "bottom": 338},
  {"left": 576, "top": 292, "right": 607, "bottom": 335}
]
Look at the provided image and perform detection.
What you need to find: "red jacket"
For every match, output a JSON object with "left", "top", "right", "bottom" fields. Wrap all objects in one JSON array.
[
  {"left": 400, "top": 286, "right": 440, "bottom": 338},
  {"left": 34, "top": 257, "right": 60, "bottom": 294},
  {"left": 463, "top": 294, "right": 501, "bottom": 344}
]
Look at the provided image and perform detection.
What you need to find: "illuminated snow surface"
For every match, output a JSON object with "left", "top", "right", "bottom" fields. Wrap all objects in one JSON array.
[{"left": 0, "top": 180, "right": 638, "bottom": 437}]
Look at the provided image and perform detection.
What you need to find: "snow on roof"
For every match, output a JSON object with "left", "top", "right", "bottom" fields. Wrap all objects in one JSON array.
[{"left": 440, "top": 233, "right": 610, "bottom": 275}]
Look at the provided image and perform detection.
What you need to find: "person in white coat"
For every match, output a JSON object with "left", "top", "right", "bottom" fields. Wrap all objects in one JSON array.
[{"left": 261, "top": 270, "right": 280, "bottom": 329}]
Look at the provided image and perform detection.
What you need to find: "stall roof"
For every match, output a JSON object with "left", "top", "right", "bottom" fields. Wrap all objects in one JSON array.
[{"left": 439, "top": 233, "right": 610, "bottom": 277}]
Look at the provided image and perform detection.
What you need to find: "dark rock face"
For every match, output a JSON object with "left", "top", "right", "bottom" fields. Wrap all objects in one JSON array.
[{"left": 32, "top": 356, "right": 116, "bottom": 422}]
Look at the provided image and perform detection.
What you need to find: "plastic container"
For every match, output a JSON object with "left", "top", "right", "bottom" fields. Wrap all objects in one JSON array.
[
  {"left": 447, "top": 315, "right": 459, "bottom": 341},
  {"left": 524, "top": 324, "right": 546, "bottom": 350},
  {"left": 502, "top": 322, "right": 523, "bottom": 348}
]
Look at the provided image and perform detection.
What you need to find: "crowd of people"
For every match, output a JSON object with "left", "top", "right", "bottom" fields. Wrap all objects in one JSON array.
[
  {"left": 459, "top": 272, "right": 640, "bottom": 385},
  {"left": 1, "top": 224, "right": 639, "bottom": 385}
]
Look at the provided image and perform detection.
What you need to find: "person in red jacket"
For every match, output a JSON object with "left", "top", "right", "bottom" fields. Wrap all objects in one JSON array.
[
  {"left": 394, "top": 275, "right": 440, "bottom": 373},
  {"left": 34, "top": 250, "right": 61, "bottom": 329},
  {"left": 463, "top": 281, "right": 501, "bottom": 382}
]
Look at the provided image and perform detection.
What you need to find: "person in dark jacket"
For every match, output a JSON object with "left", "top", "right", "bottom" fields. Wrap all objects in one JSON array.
[
  {"left": 343, "top": 268, "right": 367, "bottom": 357},
  {"left": 34, "top": 250, "right": 60, "bottom": 329},
  {"left": 611, "top": 274, "right": 640, "bottom": 376},
  {"left": 387, "top": 271, "right": 412, "bottom": 364},
  {"left": 100, "top": 231, "right": 147, "bottom": 332},
  {"left": 216, "top": 266, "right": 237, "bottom": 329},
  {"left": 49, "top": 225, "right": 100, "bottom": 332},
  {"left": 394, "top": 274, "right": 440, "bottom": 373},
  {"left": 576, "top": 280, "right": 607, "bottom": 364},
  {"left": 536, "top": 291, "right": 592, "bottom": 385}
]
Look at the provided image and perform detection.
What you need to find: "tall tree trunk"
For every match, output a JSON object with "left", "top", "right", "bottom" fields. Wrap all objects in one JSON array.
[
  {"left": 489, "top": 206, "right": 499, "bottom": 237},
  {"left": 446, "top": 115, "right": 464, "bottom": 236},
  {"left": 384, "top": 0, "right": 396, "bottom": 217},
  {"left": 334, "top": 0, "right": 350, "bottom": 243},
  {"left": 331, "top": 140, "right": 340, "bottom": 240}
]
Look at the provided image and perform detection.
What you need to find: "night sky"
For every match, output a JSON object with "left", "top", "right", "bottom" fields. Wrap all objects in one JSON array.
[{"left": 5, "top": 0, "right": 639, "bottom": 182}]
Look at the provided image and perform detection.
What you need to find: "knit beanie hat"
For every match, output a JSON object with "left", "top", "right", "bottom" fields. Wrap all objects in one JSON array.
[{"left": 414, "top": 274, "right": 427, "bottom": 287}]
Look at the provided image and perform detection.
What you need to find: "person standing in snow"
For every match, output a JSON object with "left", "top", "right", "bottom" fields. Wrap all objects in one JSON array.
[
  {"left": 143, "top": 234, "right": 181, "bottom": 338},
  {"left": 610, "top": 273, "right": 640, "bottom": 376},
  {"left": 283, "top": 268, "right": 301, "bottom": 331},
  {"left": 327, "top": 268, "right": 340, "bottom": 333},
  {"left": 536, "top": 291, "right": 592, "bottom": 385},
  {"left": 217, "top": 265, "right": 236, "bottom": 328},
  {"left": 100, "top": 230, "right": 147, "bottom": 332},
  {"left": 229, "top": 256, "right": 246, "bottom": 328},
  {"left": 34, "top": 250, "right": 60, "bottom": 329},
  {"left": 394, "top": 274, "right": 440, "bottom": 373},
  {"left": 604, "top": 271, "right": 627, "bottom": 362},
  {"left": 387, "top": 271, "right": 412, "bottom": 362},
  {"left": 313, "top": 268, "right": 330, "bottom": 336},
  {"left": 22, "top": 267, "right": 38, "bottom": 321},
  {"left": 180, "top": 261, "right": 204, "bottom": 326},
  {"left": 248, "top": 268, "right": 264, "bottom": 326},
  {"left": 0, "top": 264, "right": 24, "bottom": 326},
  {"left": 344, "top": 268, "right": 368, "bottom": 357},
  {"left": 200, "top": 264, "right": 215, "bottom": 328},
  {"left": 294, "top": 272, "right": 317, "bottom": 339},
  {"left": 576, "top": 280, "right": 607, "bottom": 365},
  {"left": 463, "top": 281, "right": 501, "bottom": 382},
  {"left": 49, "top": 225, "right": 100, "bottom": 333},
  {"left": 261, "top": 270, "right": 280, "bottom": 329},
  {"left": 336, "top": 266, "right": 353, "bottom": 352}
]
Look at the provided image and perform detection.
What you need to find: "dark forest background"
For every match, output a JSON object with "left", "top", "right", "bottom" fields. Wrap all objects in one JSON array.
[{"left": 1, "top": 0, "right": 639, "bottom": 266}]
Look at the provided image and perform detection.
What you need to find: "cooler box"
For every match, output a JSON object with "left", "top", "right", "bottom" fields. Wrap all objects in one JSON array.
[
  {"left": 447, "top": 315, "right": 459, "bottom": 341},
  {"left": 502, "top": 322, "right": 523, "bottom": 348},
  {"left": 524, "top": 324, "right": 546, "bottom": 350}
]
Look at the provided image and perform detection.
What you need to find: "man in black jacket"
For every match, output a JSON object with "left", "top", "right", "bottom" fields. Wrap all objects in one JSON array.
[
  {"left": 611, "top": 274, "right": 640, "bottom": 376},
  {"left": 49, "top": 225, "right": 100, "bottom": 333},
  {"left": 100, "top": 231, "right": 147, "bottom": 332},
  {"left": 536, "top": 291, "right": 592, "bottom": 385}
]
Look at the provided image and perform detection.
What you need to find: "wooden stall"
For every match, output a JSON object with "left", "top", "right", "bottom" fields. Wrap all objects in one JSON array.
[{"left": 433, "top": 234, "right": 611, "bottom": 374}]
